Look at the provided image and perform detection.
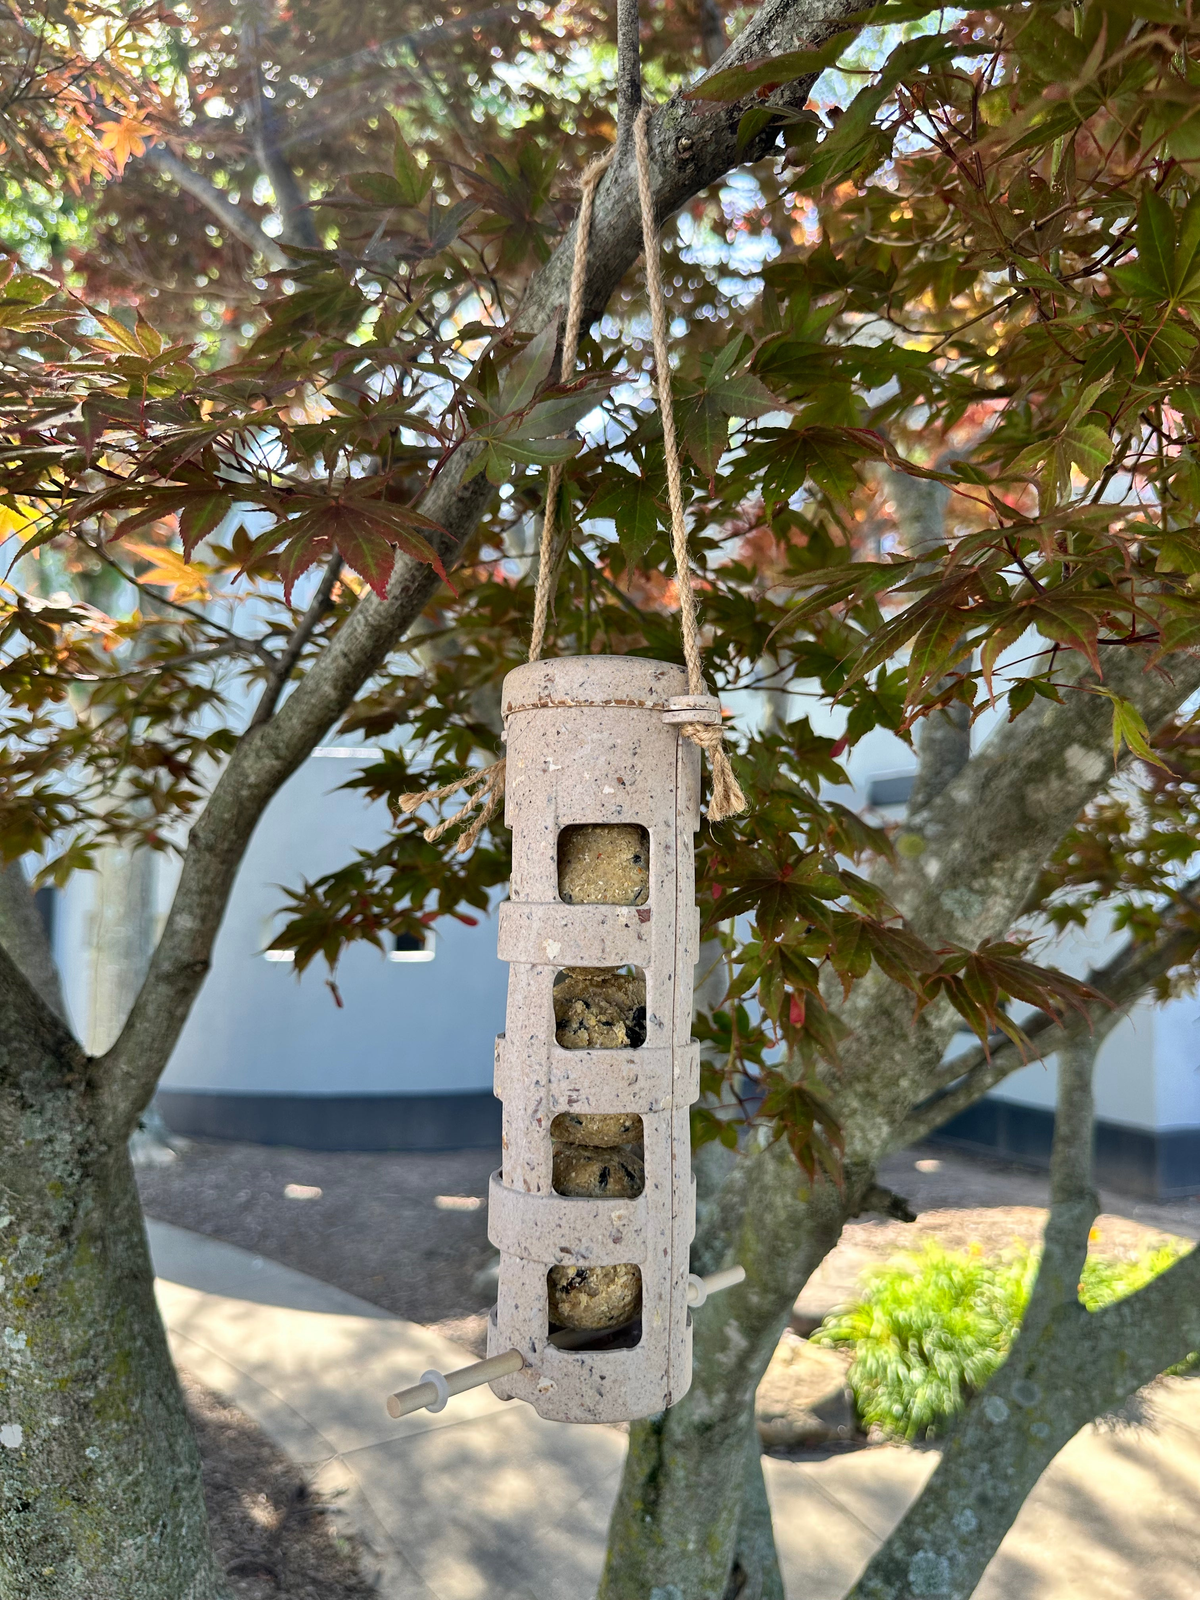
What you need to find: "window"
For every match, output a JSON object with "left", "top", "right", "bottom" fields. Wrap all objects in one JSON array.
[{"left": 388, "top": 930, "right": 435, "bottom": 964}]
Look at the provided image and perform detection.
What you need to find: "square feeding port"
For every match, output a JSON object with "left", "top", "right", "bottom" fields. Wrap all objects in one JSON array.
[
  {"left": 547, "top": 1263, "right": 643, "bottom": 1352},
  {"left": 553, "top": 966, "right": 646, "bottom": 1050},
  {"left": 551, "top": 1112, "right": 645, "bottom": 1199},
  {"left": 558, "top": 824, "right": 649, "bottom": 906}
]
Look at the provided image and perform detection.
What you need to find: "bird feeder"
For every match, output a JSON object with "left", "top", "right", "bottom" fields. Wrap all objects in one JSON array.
[
  {"left": 476, "top": 655, "right": 710, "bottom": 1423},
  {"left": 383, "top": 110, "right": 748, "bottom": 1431}
]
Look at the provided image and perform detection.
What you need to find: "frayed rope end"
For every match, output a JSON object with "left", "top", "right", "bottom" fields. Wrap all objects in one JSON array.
[
  {"left": 401, "top": 758, "right": 507, "bottom": 851},
  {"left": 680, "top": 723, "right": 747, "bottom": 823}
]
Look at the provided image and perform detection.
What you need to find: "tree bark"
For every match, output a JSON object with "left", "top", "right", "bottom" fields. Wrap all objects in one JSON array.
[
  {"left": 599, "top": 644, "right": 1200, "bottom": 1598},
  {"left": 724, "top": 1437, "right": 786, "bottom": 1600},
  {"left": 0, "top": 946, "right": 227, "bottom": 1600},
  {"left": 599, "top": 1141, "right": 854, "bottom": 1599},
  {"left": 0, "top": 864, "right": 64, "bottom": 1021},
  {"left": 846, "top": 1029, "right": 1200, "bottom": 1600}
]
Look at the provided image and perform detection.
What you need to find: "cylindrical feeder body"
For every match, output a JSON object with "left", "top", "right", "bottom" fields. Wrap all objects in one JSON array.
[{"left": 486, "top": 657, "right": 701, "bottom": 1423}]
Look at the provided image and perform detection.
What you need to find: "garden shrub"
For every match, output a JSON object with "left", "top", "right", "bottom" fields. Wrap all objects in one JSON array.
[{"left": 811, "top": 1238, "right": 1193, "bottom": 1441}]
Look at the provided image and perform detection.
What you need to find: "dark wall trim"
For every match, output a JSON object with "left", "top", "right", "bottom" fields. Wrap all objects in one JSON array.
[
  {"left": 156, "top": 1089, "right": 501, "bottom": 1152},
  {"left": 930, "top": 1097, "right": 1200, "bottom": 1200}
]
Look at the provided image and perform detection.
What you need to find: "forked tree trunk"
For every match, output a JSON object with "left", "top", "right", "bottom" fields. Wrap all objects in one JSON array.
[
  {"left": 598, "top": 1140, "right": 854, "bottom": 1600},
  {"left": 0, "top": 951, "right": 227, "bottom": 1600},
  {"left": 847, "top": 1032, "right": 1200, "bottom": 1600}
]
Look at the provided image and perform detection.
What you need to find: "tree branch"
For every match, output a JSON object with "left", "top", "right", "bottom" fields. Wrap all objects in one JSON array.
[
  {"left": 616, "top": 0, "right": 643, "bottom": 154},
  {"left": 1035, "top": 1032, "right": 1098, "bottom": 1306},
  {"left": 830, "top": 649, "right": 1200, "bottom": 1152},
  {"left": 93, "top": 0, "right": 871, "bottom": 1136},
  {"left": 892, "top": 646, "right": 1200, "bottom": 948},
  {"left": 276, "top": 4, "right": 522, "bottom": 144},
  {"left": 0, "top": 862, "right": 66, "bottom": 1024},
  {"left": 897, "top": 914, "right": 1199, "bottom": 1148},
  {"left": 244, "top": 17, "right": 320, "bottom": 250},
  {"left": 144, "top": 147, "right": 288, "bottom": 269},
  {"left": 849, "top": 1034, "right": 1200, "bottom": 1600},
  {"left": 698, "top": 0, "right": 729, "bottom": 68},
  {"left": 248, "top": 555, "right": 342, "bottom": 729},
  {"left": 893, "top": 473, "right": 968, "bottom": 816}
]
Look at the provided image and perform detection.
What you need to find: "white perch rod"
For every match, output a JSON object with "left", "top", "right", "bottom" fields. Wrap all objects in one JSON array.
[
  {"left": 386, "top": 1348, "right": 525, "bottom": 1419},
  {"left": 687, "top": 1265, "right": 746, "bottom": 1307},
  {"left": 385, "top": 1266, "right": 747, "bottom": 1420}
]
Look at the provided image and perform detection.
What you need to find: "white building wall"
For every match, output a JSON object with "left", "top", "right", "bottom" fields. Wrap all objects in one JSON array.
[
  {"left": 56, "top": 748, "right": 506, "bottom": 1101},
  {"left": 988, "top": 1005, "right": 1159, "bottom": 1127}
]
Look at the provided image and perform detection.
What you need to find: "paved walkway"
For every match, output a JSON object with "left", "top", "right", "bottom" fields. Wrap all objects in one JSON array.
[{"left": 149, "top": 1220, "right": 1200, "bottom": 1600}]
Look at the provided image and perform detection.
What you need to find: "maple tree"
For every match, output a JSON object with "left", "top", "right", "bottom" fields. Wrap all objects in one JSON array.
[{"left": 4, "top": 0, "right": 1200, "bottom": 1595}]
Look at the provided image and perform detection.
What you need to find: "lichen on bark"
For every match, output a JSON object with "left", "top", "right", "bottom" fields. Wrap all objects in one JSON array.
[{"left": 0, "top": 946, "right": 229, "bottom": 1600}]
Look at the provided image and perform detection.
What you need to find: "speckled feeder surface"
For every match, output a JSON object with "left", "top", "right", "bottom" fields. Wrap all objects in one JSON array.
[{"left": 487, "top": 656, "right": 701, "bottom": 1423}]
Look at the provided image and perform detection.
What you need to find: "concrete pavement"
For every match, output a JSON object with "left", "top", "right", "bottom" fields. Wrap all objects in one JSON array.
[{"left": 149, "top": 1219, "right": 1200, "bottom": 1599}]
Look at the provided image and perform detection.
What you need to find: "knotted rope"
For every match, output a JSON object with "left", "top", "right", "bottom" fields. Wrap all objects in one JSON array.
[
  {"left": 403, "top": 108, "right": 746, "bottom": 848},
  {"left": 527, "top": 144, "right": 615, "bottom": 665},
  {"left": 398, "top": 761, "right": 506, "bottom": 855},
  {"left": 631, "top": 105, "right": 746, "bottom": 822}
]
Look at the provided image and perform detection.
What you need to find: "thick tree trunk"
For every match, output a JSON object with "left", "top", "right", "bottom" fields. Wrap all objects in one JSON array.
[
  {"left": 0, "top": 949, "right": 226, "bottom": 1600},
  {"left": 599, "top": 1141, "right": 854, "bottom": 1600}
]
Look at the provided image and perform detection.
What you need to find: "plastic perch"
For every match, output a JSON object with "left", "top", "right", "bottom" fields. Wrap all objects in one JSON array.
[
  {"left": 385, "top": 1266, "right": 748, "bottom": 1420},
  {"left": 386, "top": 1349, "right": 525, "bottom": 1419},
  {"left": 686, "top": 1264, "right": 746, "bottom": 1308}
]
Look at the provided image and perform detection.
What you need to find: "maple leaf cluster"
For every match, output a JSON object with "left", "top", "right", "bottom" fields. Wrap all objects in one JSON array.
[{"left": 4, "top": 0, "right": 1200, "bottom": 1178}]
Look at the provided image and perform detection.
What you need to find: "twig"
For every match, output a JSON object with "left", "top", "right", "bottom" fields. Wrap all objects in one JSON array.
[
  {"left": 249, "top": 555, "right": 343, "bottom": 728},
  {"left": 616, "top": 0, "right": 643, "bottom": 155},
  {"left": 84, "top": 538, "right": 277, "bottom": 665}
]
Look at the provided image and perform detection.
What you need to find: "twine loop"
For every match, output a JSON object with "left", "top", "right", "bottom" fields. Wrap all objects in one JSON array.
[
  {"left": 527, "top": 143, "right": 615, "bottom": 665},
  {"left": 402, "top": 103, "right": 747, "bottom": 844},
  {"left": 631, "top": 105, "right": 746, "bottom": 821}
]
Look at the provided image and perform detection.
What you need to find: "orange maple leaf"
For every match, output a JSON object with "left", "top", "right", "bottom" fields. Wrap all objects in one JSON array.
[
  {"left": 97, "top": 113, "right": 152, "bottom": 175},
  {"left": 122, "top": 540, "right": 212, "bottom": 603}
]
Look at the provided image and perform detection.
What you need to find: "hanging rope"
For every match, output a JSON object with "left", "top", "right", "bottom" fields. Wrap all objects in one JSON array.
[
  {"left": 527, "top": 144, "right": 615, "bottom": 664},
  {"left": 632, "top": 105, "right": 746, "bottom": 821},
  {"left": 403, "top": 109, "right": 747, "bottom": 847},
  {"left": 398, "top": 150, "right": 613, "bottom": 853}
]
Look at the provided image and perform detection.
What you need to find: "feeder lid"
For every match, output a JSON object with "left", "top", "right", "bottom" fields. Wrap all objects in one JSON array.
[{"left": 502, "top": 656, "right": 690, "bottom": 724}]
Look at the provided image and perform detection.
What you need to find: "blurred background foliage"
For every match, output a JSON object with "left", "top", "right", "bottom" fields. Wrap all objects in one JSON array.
[{"left": 5, "top": 0, "right": 1200, "bottom": 1169}]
